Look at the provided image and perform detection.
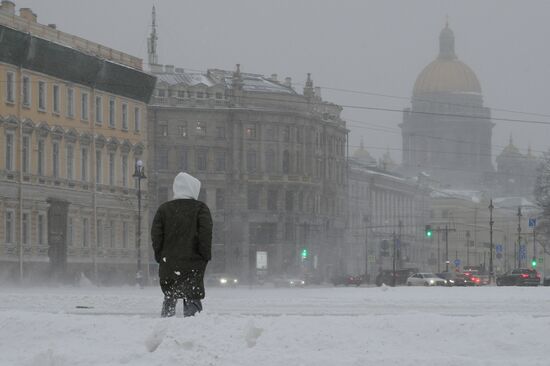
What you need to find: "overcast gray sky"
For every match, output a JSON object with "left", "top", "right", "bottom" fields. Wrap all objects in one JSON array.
[{"left": 17, "top": 0, "right": 550, "bottom": 163}]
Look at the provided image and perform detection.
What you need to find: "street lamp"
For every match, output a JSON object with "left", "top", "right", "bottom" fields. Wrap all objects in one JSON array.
[{"left": 133, "top": 159, "right": 147, "bottom": 286}]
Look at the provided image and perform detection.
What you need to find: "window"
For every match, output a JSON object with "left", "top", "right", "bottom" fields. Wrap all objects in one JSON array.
[
  {"left": 122, "top": 155, "right": 128, "bottom": 187},
  {"left": 66, "top": 145, "right": 74, "bottom": 180},
  {"left": 216, "top": 189, "right": 225, "bottom": 209},
  {"left": 180, "top": 149, "right": 188, "bottom": 171},
  {"left": 247, "top": 150, "right": 257, "bottom": 173},
  {"left": 38, "top": 214, "right": 45, "bottom": 245},
  {"left": 109, "top": 153, "right": 115, "bottom": 185},
  {"left": 216, "top": 126, "right": 225, "bottom": 139},
  {"left": 177, "top": 90, "right": 185, "bottom": 98},
  {"left": 22, "top": 76, "right": 31, "bottom": 107},
  {"left": 96, "top": 150, "right": 102, "bottom": 184},
  {"left": 158, "top": 89, "right": 166, "bottom": 97},
  {"left": 267, "top": 190, "right": 278, "bottom": 211},
  {"left": 53, "top": 85, "right": 60, "bottom": 114},
  {"left": 283, "top": 126, "right": 290, "bottom": 142},
  {"left": 295, "top": 151, "right": 302, "bottom": 174},
  {"left": 37, "top": 140, "right": 45, "bottom": 175},
  {"left": 196, "top": 150, "right": 207, "bottom": 171},
  {"left": 82, "top": 218, "right": 89, "bottom": 247},
  {"left": 245, "top": 126, "right": 256, "bottom": 139},
  {"left": 67, "top": 217, "right": 73, "bottom": 246},
  {"left": 5, "top": 210, "right": 14, "bottom": 244},
  {"left": 178, "top": 123, "right": 188, "bottom": 137},
  {"left": 22, "top": 213, "right": 29, "bottom": 245},
  {"left": 67, "top": 88, "right": 75, "bottom": 118},
  {"left": 81, "top": 91, "right": 89, "bottom": 120},
  {"left": 196, "top": 121, "right": 206, "bottom": 136},
  {"left": 215, "top": 151, "right": 225, "bottom": 171},
  {"left": 284, "top": 223, "right": 295, "bottom": 241},
  {"left": 285, "top": 191, "right": 294, "bottom": 212},
  {"left": 282, "top": 150, "right": 290, "bottom": 174},
  {"left": 265, "top": 150, "right": 275, "bottom": 173},
  {"left": 109, "top": 98, "right": 116, "bottom": 127},
  {"left": 134, "top": 107, "right": 141, "bottom": 132},
  {"left": 122, "top": 222, "right": 128, "bottom": 248},
  {"left": 159, "top": 125, "right": 168, "bottom": 137},
  {"left": 96, "top": 219, "right": 103, "bottom": 247},
  {"left": 248, "top": 187, "right": 260, "bottom": 210},
  {"left": 157, "top": 148, "right": 168, "bottom": 170},
  {"left": 6, "top": 71, "right": 15, "bottom": 103},
  {"left": 121, "top": 103, "right": 128, "bottom": 130},
  {"left": 52, "top": 142, "right": 59, "bottom": 178},
  {"left": 5, "top": 133, "right": 14, "bottom": 171},
  {"left": 95, "top": 96, "right": 103, "bottom": 124},
  {"left": 22, "top": 136, "right": 30, "bottom": 173},
  {"left": 196, "top": 91, "right": 204, "bottom": 99},
  {"left": 81, "top": 148, "right": 88, "bottom": 181},
  {"left": 38, "top": 80, "right": 46, "bottom": 111},
  {"left": 215, "top": 92, "right": 223, "bottom": 99},
  {"left": 187, "top": 91, "right": 194, "bottom": 98},
  {"left": 109, "top": 220, "right": 116, "bottom": 248}
]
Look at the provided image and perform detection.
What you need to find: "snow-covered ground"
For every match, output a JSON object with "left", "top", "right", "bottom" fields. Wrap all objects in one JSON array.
[{"left": 1, "top": 284, "right": 549, "bottom": 366}]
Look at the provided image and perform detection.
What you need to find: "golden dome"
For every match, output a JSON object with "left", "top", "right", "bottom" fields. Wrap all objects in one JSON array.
[
  {"left": 413, "top": 24, "right": 482, "bottom": 96},
  {"left": 413, "top": 59, "right": 481, "bottom": 95}
]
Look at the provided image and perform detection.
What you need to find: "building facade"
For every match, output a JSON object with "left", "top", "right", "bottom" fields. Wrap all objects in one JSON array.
[
  {"left": 0, "top": 2, "right": 155, "bottom": 283},
  {"left": 148, "top": 64, "right": 348, "bottom": 282},
  {"left": 346, "top": 152, "right": 431, "bottom": 280},
  {"left": 400, "top": 23, "right": 494, "bottom": 189}
]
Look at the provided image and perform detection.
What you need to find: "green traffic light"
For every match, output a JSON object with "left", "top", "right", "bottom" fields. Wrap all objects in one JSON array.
[
  {"left": 426, "top": 231, "right": 432, "bottom": 237},
  {"left": 301, "top": 248, "right": 308, "bottom": 259},
  {"left": 531, "top": 258, "right": 537, "bottom": 267}
]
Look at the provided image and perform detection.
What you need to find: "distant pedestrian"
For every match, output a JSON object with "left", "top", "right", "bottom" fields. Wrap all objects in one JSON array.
[{"left": 151, "top": 172, "right": 212, "bottom": 317}]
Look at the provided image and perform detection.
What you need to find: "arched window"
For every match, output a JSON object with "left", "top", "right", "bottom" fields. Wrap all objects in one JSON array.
[
  {"left": 265, "top": 149, "right": 275, "bottom": 173},
  {"left": 247, "top": 149, "right": 257, "bottom": 173}
]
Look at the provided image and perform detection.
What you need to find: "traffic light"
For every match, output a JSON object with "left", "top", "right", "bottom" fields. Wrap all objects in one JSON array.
[
  {"left": 531, "top": 257, "right": 537, "bottom": 268},
  {"left": 425, "top": 225, "right": 433, "bottom": 238},
  {"left": 301, "top": 248, "right": 308, "bottom": 260}
]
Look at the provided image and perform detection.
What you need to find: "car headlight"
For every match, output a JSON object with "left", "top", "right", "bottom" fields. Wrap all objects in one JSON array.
[
  {"left": 430, "top": 280, "right": 434, "bottom": 284},
  {"left": 449, "top": 280, "right": 454, "bottom": 283},
  {"left": 220, "top": 278, "right": 228, "bottom": 284},
  {"left": 301, "top": 280, "right": 305, "bottom": 285},
  {"left": 233, "top": 279, "right": 238, "bottom": 283}
]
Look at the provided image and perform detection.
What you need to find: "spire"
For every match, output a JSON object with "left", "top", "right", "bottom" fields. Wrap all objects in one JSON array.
[
  {"left": 147, "top": 6, "right": 159, "bottom": 66},
  {"left": 438, "top": 18, "right": 456, "bottom": 60},
  {"left": 303, "top": 73, "right": 314, "bottom": 98}
]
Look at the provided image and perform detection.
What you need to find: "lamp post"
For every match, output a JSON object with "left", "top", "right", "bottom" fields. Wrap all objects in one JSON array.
[{"left": 133, "top": 159, "right": 146, "bottom": 287}]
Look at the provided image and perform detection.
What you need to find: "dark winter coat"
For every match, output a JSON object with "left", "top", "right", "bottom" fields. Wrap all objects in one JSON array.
[{"left": 151, "top": 198, "right": 213, "bottom": 281}]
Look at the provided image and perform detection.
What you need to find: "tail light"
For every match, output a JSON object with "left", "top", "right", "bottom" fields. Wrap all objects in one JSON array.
[
  {"left": 520, "top": 274, "right": 529, "bottom": 279},
  {"left": 536, "top": 274, "right": 541, "bottom": 279}
]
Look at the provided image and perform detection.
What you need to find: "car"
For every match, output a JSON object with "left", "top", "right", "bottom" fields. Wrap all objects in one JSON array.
[
  {"left": 375, "top": 268, "right": 418, "bottom": 286},
  {"left": 496, "top": 269, "right": 540, "bottom": 286},
  {"left": 331, "top": 274, "right": 363, "bottom": 287},
  {"left": 406, "top": 272, "right": 447, "bottom": 286},
  {"left": 205, "top": 273, "right": 239, "bottom": 287},
  {"left": 463, "top": 271, "right": 489, "bottom": 286},
  {"left": 436, "top": 272, "right": 475, "bottom": 286},
  {"left": 544, "top": 277, "right": 550, "bottom": 286},
  {"left": 272, "top": 277, "right": 306, "bottom": 288}
]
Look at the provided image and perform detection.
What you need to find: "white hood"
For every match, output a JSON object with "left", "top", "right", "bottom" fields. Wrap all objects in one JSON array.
[{"left": 172, "top": 172, "right": 201, "bottom": 200}]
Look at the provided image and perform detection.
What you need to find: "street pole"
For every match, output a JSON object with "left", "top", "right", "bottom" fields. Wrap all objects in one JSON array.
[
  {"left": 133, "top": 160, "right": 146, "bottom": 287},
  {"left": 392, "top": 230, "right": 396, "bottom": 287},
  {"left": 364, "top": 216, "right": 369, "bottom": 283},
  {"left": 466, "top": 230, "right": 470, "bottom": 267},
  {"left": 489, "top": 199, "right": 494, "bottom": 284},
  {"left": 517, "top": 206, "right": 522, "bottom": 269},
  {"left": 533, "top": 224, "right": 536, "bottom": 268},
  {"left": 445, "top": 224, "right": 449, "bottom": 272},
  {"left": 437, "top": 226, "right": 441, "bottom": 273}
]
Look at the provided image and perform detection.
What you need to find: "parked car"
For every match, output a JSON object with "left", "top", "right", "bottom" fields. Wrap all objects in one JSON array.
[
  {"left": 331, "top": 274, "right": 363, "bottom": 287},
  {"left": 496, "top": 269, "right": 540, "bottom": 286},
  {"left": 375, "top": 268, "right": 418, "bottom": 287},
  {"left": 463, "top": 271, "right": 489, "bottom": 286},
  {"left": 436, "top": 272, "right": 475, "bottom": 286},
  {"left": 205, "top": 273, "right": 239, "bottom": 287},
  {"left": 406, "top": 272, "right": 447, "bottom": 286}
]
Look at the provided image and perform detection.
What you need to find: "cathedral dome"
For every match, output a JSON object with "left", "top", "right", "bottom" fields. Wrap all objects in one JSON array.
[{"left": 413, "top": 24, "right": 482, "bottom": 96}]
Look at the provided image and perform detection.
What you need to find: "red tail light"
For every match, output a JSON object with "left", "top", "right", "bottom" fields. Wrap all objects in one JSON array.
[{"left": 520, "top": 274, "right": 529, "bottom": 278}]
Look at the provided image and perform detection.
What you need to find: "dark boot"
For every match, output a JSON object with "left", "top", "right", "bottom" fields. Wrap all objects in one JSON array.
[
  {"left": 183, "top": 299, "right": 202, "bottom": 317},
  {"left": 161, "top": 297, "right": 177, "bottom": 318}
]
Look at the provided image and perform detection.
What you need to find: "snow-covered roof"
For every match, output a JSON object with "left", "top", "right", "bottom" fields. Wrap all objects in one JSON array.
[
  {"left": 430, "top": 189, "right": 482, "bottom": 203},
  {"left": 493, "top": 196, "right": 538, "bottom": 209}
]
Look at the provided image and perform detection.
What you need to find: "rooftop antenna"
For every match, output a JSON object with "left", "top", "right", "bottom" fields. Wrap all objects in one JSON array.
[{"left": 147, "top": 5, "right": 158, "bottom": 66}]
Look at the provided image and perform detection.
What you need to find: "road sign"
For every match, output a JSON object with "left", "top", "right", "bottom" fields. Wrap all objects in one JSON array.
[
  {"left": 519, "top": 245, "right": 527, "bottom": 260},
  {"left": 454, "top": 259, "right": 461, "bottom": 267},
  {"left": 495, "top": 244, "right": 503, "bottom": 253},
  {"left": 528, "top": 218, "right": 537, "bottom": 228}
]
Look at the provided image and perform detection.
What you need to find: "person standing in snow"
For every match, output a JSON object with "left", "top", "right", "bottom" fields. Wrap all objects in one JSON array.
[{"left": 151, "top": 172, "right": 212, "bottom": 317}]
